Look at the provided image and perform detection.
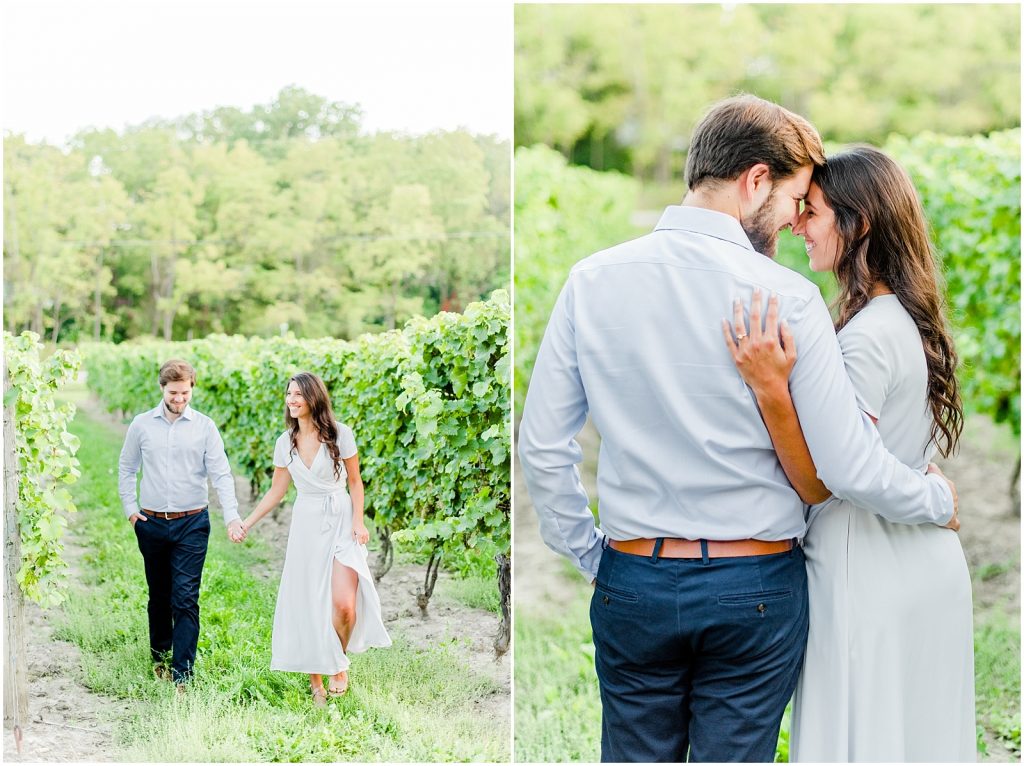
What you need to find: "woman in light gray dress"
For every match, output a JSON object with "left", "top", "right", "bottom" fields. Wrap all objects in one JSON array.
[
  {"left": 724, "top": 147, "right": 974, "bottom": 761},
  {"left": 240, "top": 372, "right": 391, "bottom": 705}
]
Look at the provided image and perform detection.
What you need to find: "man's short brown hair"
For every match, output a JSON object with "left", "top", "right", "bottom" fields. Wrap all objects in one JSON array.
[
  {"left": 685, "top": 94, "right": 825, "bottom": 190},
  {"left": 159, "top": 359, "right": 196, "bottom": 388}
]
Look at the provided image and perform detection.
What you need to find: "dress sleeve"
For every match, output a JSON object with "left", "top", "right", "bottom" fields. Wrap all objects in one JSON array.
[
  {"left": 786, "top": 294, "right": 952, "bottom": 525},
  {"left": 273, "top": 433, "right": 291, "bottom": 468},
  {"left": 338, "top": 424, "right": 358, "bottom": 459},
  {"left": 838, "top": 319, "right": 893, "bottom": 420}
]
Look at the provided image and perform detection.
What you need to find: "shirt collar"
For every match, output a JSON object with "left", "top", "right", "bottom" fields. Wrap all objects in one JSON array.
[
  {"left": 153, "top": 402, "right": 194, "bottom": 422},
  {"left": 654, "top": 205, "right": 756, "bottom": 252}
]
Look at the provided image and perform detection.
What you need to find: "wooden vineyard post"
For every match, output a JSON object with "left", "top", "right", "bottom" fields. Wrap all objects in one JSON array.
[
  {"left": 3, "top": 355, "right": 28, "bottom": 733},
  {"left": 494, "top": 552, "right": 510, "bottom": 658}
]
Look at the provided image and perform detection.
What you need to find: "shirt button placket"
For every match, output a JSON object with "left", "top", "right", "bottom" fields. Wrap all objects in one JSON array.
[{"left": 167, "top": 422, "right": 174, "bottom": 513}]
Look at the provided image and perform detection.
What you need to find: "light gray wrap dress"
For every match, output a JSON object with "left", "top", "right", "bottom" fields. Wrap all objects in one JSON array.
[
  {"left": 270, "top": 424, "right": 391, "bottom": 675},
  {"left": 791, "top": 296, "right": 974, "bottom": 762}
]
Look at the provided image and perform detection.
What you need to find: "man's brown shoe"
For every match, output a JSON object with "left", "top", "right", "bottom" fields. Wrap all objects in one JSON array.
[{"left": 154, "top": 664, "right": 172, "bottom": 682}]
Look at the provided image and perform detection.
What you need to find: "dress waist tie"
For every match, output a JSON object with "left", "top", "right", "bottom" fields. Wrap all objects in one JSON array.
[{"left": 304, "top": 489, "right": 345, "bottom": 533}]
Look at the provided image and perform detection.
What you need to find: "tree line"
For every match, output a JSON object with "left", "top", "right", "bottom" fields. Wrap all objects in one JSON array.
[
  {"left": 515, "top": 4, "right": 1020, "bottom": 181},
  {"left": 4, "top": 86, "right": 510, "bottom": 343}
]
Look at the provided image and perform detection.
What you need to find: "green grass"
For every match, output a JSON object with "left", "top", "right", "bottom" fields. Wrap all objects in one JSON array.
[
  {"left": 439, "top": 574, "right": 501, "bottom": 613},
  {"left": 513, "top": 591, "right": 601, "bottom": 763},
  {"left": 974, "top": 560, "right": 1016, "bottom": 582},
  {"left": 974, "top": 609, "right": 1022, "bottom": 758},
  {"left": 55, "top": 402, "right": 508, "bottom": 762}
]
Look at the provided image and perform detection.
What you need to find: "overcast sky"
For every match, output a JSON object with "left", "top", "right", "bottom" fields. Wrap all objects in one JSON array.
[{"left": 1, "top": 0, "right": 511, "bottom": 145}]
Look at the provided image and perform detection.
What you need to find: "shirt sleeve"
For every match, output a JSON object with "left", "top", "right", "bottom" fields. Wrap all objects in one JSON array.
[
  {"left": 273, "top": 433, "right": 290, "bottom": 468},
  {"left": 338, "top": 424, "right": 358, "bottom": 459},
  {"left": 204, "top": 420, "right": 240, "bottom": 525},
  {"left": 118, "top": 418, "right": 143, "bottom": 519},
  {"left": 518, "top": 275, "right": 606, "bottom": 581},
  {"left": 838, "top": 321, "right": 891, "bottom": 420},
  {"left": 786, "top": 295, "right": 952, "bottom": 526}
]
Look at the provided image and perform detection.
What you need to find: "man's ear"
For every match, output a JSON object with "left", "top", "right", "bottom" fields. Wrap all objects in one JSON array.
[{"left": 739, "top": 163, "right": 772, "bottom": 210}]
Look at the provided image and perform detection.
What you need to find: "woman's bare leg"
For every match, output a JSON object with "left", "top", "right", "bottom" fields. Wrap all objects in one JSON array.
[
  {"left": 329, "top": 560, "right": 359, "bottom": 691},
  {"left": 309, "top": 673, "right": 326, "bottom": 705}
]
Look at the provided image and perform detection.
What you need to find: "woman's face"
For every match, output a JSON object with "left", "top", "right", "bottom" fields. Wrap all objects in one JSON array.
[
  {"left": 793, "top": 182, "right": 842, "bottom": 273},
  {"left": 286, "top": 383, "right": 309, "bottom": 419}
]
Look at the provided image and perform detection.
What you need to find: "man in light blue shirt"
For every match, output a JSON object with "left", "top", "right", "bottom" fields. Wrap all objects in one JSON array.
[
  {"left": 518, "top": 95, "right": 956, "bottom": 762},
  {"left": 118, "top": 359, "right": 244, "bottom": 687}
]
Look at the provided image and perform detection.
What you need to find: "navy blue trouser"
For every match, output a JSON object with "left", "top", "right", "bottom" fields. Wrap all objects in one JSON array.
[
  {"left": 590, "top": 542, "right": 809, "bottom": 763},
  {"left": 134, "top": 509, "right": 210, "bottom": 683}
]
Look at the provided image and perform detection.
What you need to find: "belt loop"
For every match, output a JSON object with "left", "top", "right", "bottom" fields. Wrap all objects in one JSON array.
[
  {"left": 602, "top": 536, "right": 610, "bottom": 550},
  {"left": 650, "top": 537, "right": 664, "bottom": 563},
  {"left": 700, "top": 539, "right": 710, "bottom": 566}
]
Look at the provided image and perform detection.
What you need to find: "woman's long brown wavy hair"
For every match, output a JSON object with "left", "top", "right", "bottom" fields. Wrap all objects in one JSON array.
[
  {"left": 814, "top": 146, "right": 963, "bottom": 457},
  {"left": 285, "top": 372, "right": 343, "bottom": 481}
]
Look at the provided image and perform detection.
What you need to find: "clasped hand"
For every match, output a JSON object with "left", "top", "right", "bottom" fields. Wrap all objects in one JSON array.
[{"left": 227, "top": 519, "right": 248, "bottom": 543}]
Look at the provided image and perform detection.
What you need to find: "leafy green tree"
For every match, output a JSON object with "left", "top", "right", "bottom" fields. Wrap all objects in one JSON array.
[
  {"left": 353, "top": 184, "right": 444, "bottom": 330},
  {"left": 133, "top": 166, "right": 205, "bottom": 339},
  {"left": 4, "top": 87, "right": 510, "bottom": 343},
  {"left": 515, "top": 4, "right": 1021, "bottom": 179},
  {"left": 174, "top": 85, "right": 362, "bottom": 158},
  {"left": 4, "top": 138, "right": 130, "bottom": 342}
]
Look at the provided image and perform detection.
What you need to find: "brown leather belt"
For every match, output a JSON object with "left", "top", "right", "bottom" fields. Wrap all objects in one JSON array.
[
  {"left": 609, "top": 537, "right": 794, "bottom": 559},
  {"left": 142, "top": 507, "right": 206, "bottom": 520}
]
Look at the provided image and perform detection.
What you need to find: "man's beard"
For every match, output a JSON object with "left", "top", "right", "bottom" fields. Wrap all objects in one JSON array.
[
  {"left": 741, "top": 193, "right": 779, "bottom": 259},
  {"left": 165, "top": 401, "right": 185, "bottom": 414}
]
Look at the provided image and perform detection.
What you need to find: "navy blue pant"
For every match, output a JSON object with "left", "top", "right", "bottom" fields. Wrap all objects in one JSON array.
[
  {"left": 133, "top": 509, "right": 210, "bottom": 683},
  {"left": 590, "top": 543, "right": 809, "bottom": 763}
]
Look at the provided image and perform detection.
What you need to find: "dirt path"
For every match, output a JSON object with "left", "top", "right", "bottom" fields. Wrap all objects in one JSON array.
[
  {"left": 513, "top": 415, "right": 1021, "bottom": 761},
  {"left": 3, "top": 537, "right": 126, "bottom": 762},
  {"left": 5, "top": 394, "right": 508, "bottom": 761},
  {"left": 4, "top": 390, "right": 138, "bottom": 759}
]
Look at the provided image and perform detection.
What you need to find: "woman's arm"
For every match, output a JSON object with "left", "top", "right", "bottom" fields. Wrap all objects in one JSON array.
[
  {"left": 723, "top": 290, "right": 831, "bottom": 505},
  {"left": 344, "top": 454, "right": 369, "bottom": 544},
  {"left": 242, "top": 467, "right": 292, "bottom": 532}
]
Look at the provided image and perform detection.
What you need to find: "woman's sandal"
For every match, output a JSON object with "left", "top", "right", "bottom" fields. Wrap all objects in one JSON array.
[
  {"left": 311, "top": 685, "right": 328, "bottom": 707},
  {"left": 327, "top": 672, "right": 349, "bottom": 697}
]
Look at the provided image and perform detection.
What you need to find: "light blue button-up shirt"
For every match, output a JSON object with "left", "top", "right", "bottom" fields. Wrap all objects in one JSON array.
[
  {"left": 118, "top": 402, "right": 240, "bottom": 525},
  {"left": 518, "top": 205, "right": 953, "bottom": 580}
]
